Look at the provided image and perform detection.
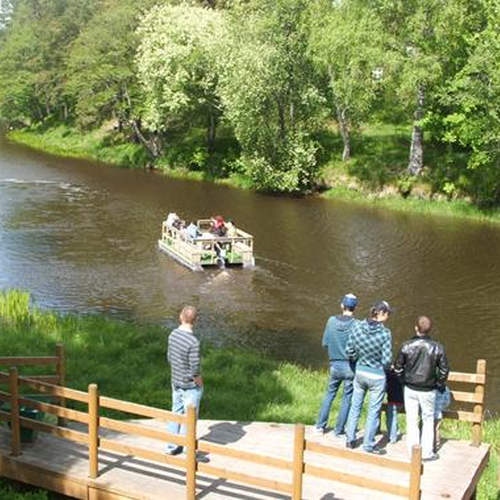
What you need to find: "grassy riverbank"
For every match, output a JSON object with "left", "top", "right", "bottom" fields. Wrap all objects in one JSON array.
[
  {"left": 0, "top": 290, "right": 498, "bottom": 498},
  {"left": 7, "top": 124, "right": 500, "bottom": 225}
]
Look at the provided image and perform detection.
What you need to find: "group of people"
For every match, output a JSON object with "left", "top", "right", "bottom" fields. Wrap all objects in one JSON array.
[
  {"left": 314, "top": 294, "right": 450, "bottom": 461},
  {"left": 165, "top": 213, "right": 238, "bottom": 240},
  {"left": 163, "top": 295, "right": 450, "bottom": 463}
]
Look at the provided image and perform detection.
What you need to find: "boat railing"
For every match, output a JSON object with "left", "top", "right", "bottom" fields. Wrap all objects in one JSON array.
[{"left": 161, "top": 220, "right": 254, "bottom": 268}]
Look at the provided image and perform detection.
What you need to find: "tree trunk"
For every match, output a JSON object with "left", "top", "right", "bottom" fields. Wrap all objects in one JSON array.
[
  {"left": 276, "top": 95, "right": 286, "bottom": 142},
  {"left": 336, "top": 105, "right": 351, "bottom": 161},
  {"left": 122, "top": 84, "right": 162, "bottom": 159},
  {"left": 407, "top": 86, "right": 425, "bottom": 176},
  {"left": 206, "top": 111, "right": 216, "bottom": 154},
  {"left": 130, "top": 118, "right": 162, "bottom": 159}
]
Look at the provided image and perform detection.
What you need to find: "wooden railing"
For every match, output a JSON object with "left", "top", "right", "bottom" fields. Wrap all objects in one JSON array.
[
  {"left": 0, "top": 344, "right": 66, "bottom": 426},
  {"left": 198, "top": 425, "right": 422, "bottom": 500},
  {"left": 161, "top": 221, "right": 254, "bottom": 268},
  {"left": 444, "top": 360, "right": 486, "bottom": 446},
  {"left": 0, "top": 349, "right": 427, "bottom": 499},
  {"left": 0, "top": 368, "right": 197, "bottom": 498}
]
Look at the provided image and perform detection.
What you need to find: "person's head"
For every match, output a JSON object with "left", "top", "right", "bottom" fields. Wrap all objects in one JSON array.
[
  {"left": 340, "top": 293, "right": 358, "bottom": 314},
  {"left": 370, "top": 300, "right": 392, "bottom": 322},
  {"left": 415, "top": 316, "right": 432, "bottom": 336},
  {"left": 180, "top": 305, "right": 197, "bottom": 326}
]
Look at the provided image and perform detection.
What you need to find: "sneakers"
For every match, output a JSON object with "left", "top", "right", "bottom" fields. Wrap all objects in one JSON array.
[
  {"left": 313, "top": 427, "right": 325, "bottom": 435},
  {"left": 166, "top": 448, "right": 210, "bottom": 463},
  {"left": 165, "top": 446, "right": 183, "bottom": 456},
  {"left": 364, "top": 447, "right": 387, "bottom": 456},
  {"left": 422, "top": 453, "right": 439, "bottom": 462},
  {"left": 345, "top": 441, "right": 356, "bottom": 449}
]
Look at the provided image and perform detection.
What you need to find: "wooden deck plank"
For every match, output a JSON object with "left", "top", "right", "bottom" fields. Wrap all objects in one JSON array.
[{"left": 0, "top": 419, "right": 490, "bottom": 500}]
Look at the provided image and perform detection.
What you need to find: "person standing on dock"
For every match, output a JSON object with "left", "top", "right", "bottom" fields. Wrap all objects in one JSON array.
[
  {"left": 344, "top": 300, "right": 393, "bottom": 454},
  {"left": 314, "top": 293, "right": 359, "bottom": 436},
  {"left": 166, "top": 305, "right": 203, "bottom": 455},
  {"left": 394, "top": 316, "right": 449, "bottom": 461}
]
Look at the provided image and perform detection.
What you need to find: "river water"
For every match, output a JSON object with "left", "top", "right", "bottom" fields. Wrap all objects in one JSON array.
[{"left": 0, "top": 132, "right": 499, "bottom": 412}]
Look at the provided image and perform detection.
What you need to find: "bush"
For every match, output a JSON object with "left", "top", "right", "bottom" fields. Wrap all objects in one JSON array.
[{"left": 244, "top": 135, "right": 319, "bottom": 193}]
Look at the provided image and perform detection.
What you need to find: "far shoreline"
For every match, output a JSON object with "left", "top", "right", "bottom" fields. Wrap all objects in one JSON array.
[{"left": 6, "top": 126, "right": 500, "bottom": 226}]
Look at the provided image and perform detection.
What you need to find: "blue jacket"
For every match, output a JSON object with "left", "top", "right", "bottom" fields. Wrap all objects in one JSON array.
[{"left": 322, "top": 315, "right": 358, "bottom": 361}]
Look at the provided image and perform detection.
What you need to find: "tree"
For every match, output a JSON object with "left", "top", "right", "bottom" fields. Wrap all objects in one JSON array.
[
  {"left": 216, "top": 0, "right": 323, "bottom": 192},
  {"left": 443, "top": 2, "right": 500, "bottom": 205},
  {"left": 0, "top": 0, "right": 96, "bottom": 124},
  {"left": 0, "top": 0, "right": 14, "bottom": 31},
  {"left": 308, "top": 0, "right": 385, "bottom": 161},
  {"left": 374, "top": 0, "right": 473, "bottom": 176},
  {"left": 136, "top": 4, "right": 224, "bottom": 155},
  {"left": 66, "top": 0, "right": 161, "bottom": 157}
]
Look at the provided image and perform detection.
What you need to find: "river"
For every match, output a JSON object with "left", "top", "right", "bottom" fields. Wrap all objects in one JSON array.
[{"left": 0, "top": 132, "right": 499, "bottom": 412}]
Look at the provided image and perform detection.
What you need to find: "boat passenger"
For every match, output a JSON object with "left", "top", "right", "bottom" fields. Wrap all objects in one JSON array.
[
  {"left": 226, "top": 220, "right": 237, "bottom": 237},
  {"left": 184, "top": 221, "right": 201, "bottom": 240},
  {"left": 211, "top": 215, "right": 227, "bottom": 237},
  {"left": 166, "top": 212, "right": 180, "bottom": 227}
]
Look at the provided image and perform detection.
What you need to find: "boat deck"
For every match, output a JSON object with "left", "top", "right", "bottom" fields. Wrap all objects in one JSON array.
[{"left": 0, "top": 419, "right": 490, "bottom": 500}]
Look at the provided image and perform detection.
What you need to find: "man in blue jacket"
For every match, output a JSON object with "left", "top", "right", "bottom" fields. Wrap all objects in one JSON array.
[
  {"left": 345, "top": 300, "right": 392, "bottom": 453},
  {"left": 314, "top": 293, "right": 359, "bottom": 436}
]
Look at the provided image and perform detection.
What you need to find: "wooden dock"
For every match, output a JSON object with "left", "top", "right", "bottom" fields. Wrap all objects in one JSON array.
[
  {"left": 0, "top": 419, "right": 490, "bottom": 500},
  {"left": 0, "top": 349, "right": 491, "bottom": 499}
]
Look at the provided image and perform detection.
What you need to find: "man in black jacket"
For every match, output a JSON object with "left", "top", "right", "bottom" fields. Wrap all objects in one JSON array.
[{"left": 394, "top": 316, "right": 449, "bottom": 461}]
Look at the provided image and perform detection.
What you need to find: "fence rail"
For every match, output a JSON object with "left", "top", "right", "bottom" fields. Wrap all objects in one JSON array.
[{"left": 0, "top": 349, "right": 487, "bottom": 499}]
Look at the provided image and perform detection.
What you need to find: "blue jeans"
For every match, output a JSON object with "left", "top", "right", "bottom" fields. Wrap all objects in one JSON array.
[
  {"left": 166, "top": 385, "right": 203, "bottom": 453},
  {"left": 316, "top": 360, "right": 354, "bottom": 434},
  {"left": 385, "top": 403, "right": 399, "bottom": 443},
  {"left": 345, "top": 372, "right": 386, "bottom": 452}
]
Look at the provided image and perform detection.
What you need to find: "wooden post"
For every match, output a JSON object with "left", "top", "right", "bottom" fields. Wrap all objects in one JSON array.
[
  {"left": 88, "top": 384, "right": 99, "bottom": 479},
  {"left": 408, "top": 445, "right": 422, "bottom": 500},
  {"left": 9, "top": 367, "right": 21, "bottom": 457},
  {"left": 185, "top": 405, "right": 197, "bottom": 500},
  {"left": 56, "top": 344, "right": 66, "bottom": 427},
  {"left": 472, "top": 359, "right": 486, "bottom": 447},
  {"left": 292, "top": 424, "right": 305, "bottom": 500}
]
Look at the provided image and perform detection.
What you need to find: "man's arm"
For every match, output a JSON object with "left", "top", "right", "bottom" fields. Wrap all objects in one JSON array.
[
  {"left": 345, "top": 326, "right": 357, "bottom": 360},
  {"left": 381, "top": 332, "right": 392, "bottom": 369},
  {"left": 393, "top": 344, "right": 406, "bottom": 378},
  {"left": 436, "top": 344, "right": 450, "bottom": 387},
  {"left": 188, "top": 340, "right": 202, "bottom": 386},
  {"left": 321, "top": 318, "right": 332, "bottom": 348}
]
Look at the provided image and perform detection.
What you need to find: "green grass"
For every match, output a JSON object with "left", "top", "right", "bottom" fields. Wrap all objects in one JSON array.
[
  {"left": 317, "top": 122, "right": 500, "bottom": 224},
  {"left": 0, "top": 480, "right": 48, "bottom": 500},
  {"left": 0, "top": 290, "right": 498, "bottom": 498},
  {"left": 8, "top": 124, "right": 149, "bottom": 169}
]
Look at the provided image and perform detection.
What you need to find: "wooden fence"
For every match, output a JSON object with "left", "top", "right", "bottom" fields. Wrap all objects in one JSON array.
[
  {"left": 444, "top": 359, "right": 486, "bottom": 446},
  {"left": 0, "top": 351, "right": 488, "bottom": 500}
]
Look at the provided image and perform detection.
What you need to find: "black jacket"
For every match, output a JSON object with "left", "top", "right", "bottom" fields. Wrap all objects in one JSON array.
[{"left": 394, "top": 335, "right": 449, "bottom": 392}]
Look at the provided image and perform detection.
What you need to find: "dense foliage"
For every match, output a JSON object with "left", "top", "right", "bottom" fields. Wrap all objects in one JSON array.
[{"left": 0, "top": 0, "right": 498, "bottom": 203}]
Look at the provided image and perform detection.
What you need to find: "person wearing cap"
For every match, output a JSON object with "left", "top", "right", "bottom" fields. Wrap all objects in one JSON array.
[
  {"left": 314, "top": 294, "right": 359, "bottom": 436},
  {"left": 344, "top": 300, "right": 393, "bottom": 454},
  {"left": 394, "top": 316, "right": 449, "bottom": 461}
]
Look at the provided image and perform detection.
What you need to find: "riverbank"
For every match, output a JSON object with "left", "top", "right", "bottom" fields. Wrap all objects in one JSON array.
[
  {"left": 0, "top": 290, "right": 498, "bottom": 499},
  {"left": 7, "top": 124, "right": 500, "bottom": 225}
]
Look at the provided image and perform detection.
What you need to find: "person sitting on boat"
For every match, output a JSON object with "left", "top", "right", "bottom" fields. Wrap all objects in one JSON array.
[
  {"left": 166, "top": 212, "right": 180, "bottom": 227},
  {"left": 226, "top": 220, "right": 238, "bottom": 237},
  {"left": 211, "top": 215, "right": 227, "bottom": 237},
  {"left": 184, "top": 221, "right": 201, "bottom": 240}
]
